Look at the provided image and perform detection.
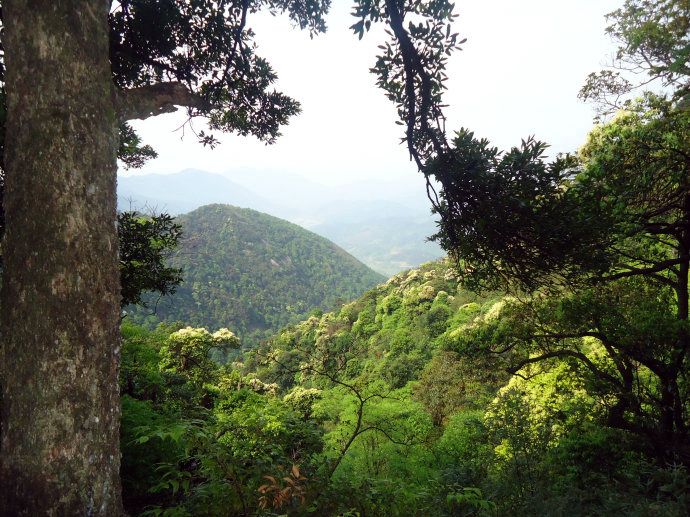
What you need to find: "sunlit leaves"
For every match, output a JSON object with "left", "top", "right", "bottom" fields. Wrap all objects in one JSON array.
[{"left": 579, "top": 0, "right": 690, "bottom": 117}]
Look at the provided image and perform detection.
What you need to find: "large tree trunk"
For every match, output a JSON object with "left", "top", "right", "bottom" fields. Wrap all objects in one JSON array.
[{"left": 0, "top": 1, "right": 123, "bottom": 514}]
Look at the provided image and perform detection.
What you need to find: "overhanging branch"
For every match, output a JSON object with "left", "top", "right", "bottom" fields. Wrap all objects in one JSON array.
[
  {"left": 601, "top": 257, "right": 686, "bottom": 283},
  {"left": 117, "top": 82, "right": 211, "bottom": 121},
  {"left": 384, "top": 0, "right": 448, "bottom": 211}
]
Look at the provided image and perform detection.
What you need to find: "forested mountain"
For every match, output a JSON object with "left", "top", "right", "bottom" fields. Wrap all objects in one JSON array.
[
  {"left": 117, "top": 169, "right": 443, "bottom": 275},
  {"left": 126, "top": 204, "right": 385, "bottom": 346}
]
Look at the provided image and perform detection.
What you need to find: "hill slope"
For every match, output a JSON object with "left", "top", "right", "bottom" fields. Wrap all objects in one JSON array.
[
  {"left": 249, "top": 258, "right": 503, "bottom": 392},
  {"left": 127, "top": 204, "right": 385, "bottom": 345}
]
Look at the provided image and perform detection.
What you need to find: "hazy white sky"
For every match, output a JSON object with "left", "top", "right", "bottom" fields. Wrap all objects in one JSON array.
[{"left": 124, "top": 0, "right": 622, "bottom": 187}]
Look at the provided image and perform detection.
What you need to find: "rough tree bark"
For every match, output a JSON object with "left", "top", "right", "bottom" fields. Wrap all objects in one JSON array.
[{"left": 0, "top": 1, "right": 123, "bottom": 513}]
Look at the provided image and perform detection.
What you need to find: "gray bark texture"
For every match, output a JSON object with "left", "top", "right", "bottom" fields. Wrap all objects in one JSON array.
[{"left": 0, "top": 0, "right": 123, "bottom": 514}]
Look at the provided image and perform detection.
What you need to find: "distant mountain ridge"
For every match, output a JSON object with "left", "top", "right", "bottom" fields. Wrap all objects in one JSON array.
[
  {"left": 117, "top": 169, "right": 443, "bottom": 275},
  {"left": 118, "top": 169, "right": 278, "bottom": 215},
  {"left": 126, "top": 204, "right": 385, "bottom": 346}
]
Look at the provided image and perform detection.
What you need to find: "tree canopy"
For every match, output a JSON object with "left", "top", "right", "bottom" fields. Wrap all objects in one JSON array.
[
  {"left": 415, "top": 0, "right": 690, "bottom": 461},
  {"left": 579, "top": 0, "right": 690, "bottom": 117}
]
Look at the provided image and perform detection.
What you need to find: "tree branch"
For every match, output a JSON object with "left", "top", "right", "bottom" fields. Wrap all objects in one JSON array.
[
  {"left": 601, "top": 257, "right": 686, "bottom": 283},
  {"left": 508, "top": 349, "right": 622, "bottom": 387},
  {"left": 384, "top": 0, "right": 447, "bottom": 210},
  {"left": 117, "top": 82, "right": 211, "bottom": 121}
]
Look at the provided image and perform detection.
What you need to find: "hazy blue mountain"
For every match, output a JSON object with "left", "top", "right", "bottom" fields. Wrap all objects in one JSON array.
[
  {"left": 220, "top": 168, "right": 335, "bottom": 221},
  {"left": 117, "top": 169, "right": 279, "bottom": 215},
  {"left": 126, "top": 204, "right": 385, "bottom": 346},
  {"left": 313, "top": 222, "right": 442, "bottom": 275}
]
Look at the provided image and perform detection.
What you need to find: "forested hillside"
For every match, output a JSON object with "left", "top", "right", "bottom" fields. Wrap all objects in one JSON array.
[
  {"left": 249, "top": 260, "right": 498, "bottom": 392},
  {"left": 126, "top": 204, "right": 385, "bottom": 346},
  {"left": 120, "top": 259, "right": 688, "bottom": 515}
]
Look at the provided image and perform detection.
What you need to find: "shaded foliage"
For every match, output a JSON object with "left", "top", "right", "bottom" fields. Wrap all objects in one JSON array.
[
  {"left": 429, "top": 95, "right": 690, "bottom": 460},
  {"left": 119, "top": 211, "right": 184, "bottom": 308},
  {"left": 415, "top": 0, "right": 690, "bottom": 461}
]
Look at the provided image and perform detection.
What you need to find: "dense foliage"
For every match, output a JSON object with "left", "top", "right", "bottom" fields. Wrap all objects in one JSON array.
[
  {"left": 119, "top": 211, "right": 184, "bottom": 307},
  {"left": 121, "top": 260, "right": 689, "bottom": 516},
  {"left": 126, "top": 204, "right": 385, "bottom": 347},
  {"left": 421, "top": 0, "right": 690, "bottom": 462}
]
